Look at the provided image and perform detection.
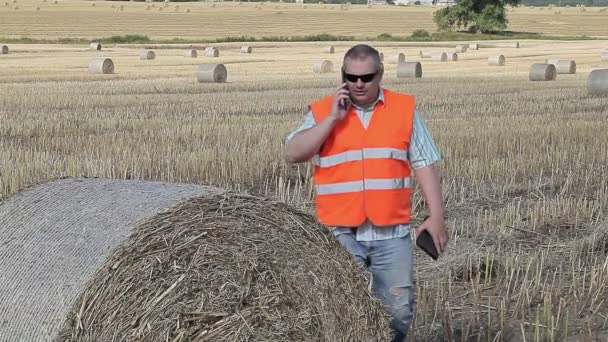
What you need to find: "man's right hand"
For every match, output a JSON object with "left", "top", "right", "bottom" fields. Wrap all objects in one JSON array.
[{"left": 330, "top": 83, "right": 350, "bottom": 121}]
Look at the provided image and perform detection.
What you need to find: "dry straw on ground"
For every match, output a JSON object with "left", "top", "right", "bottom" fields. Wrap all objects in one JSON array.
[
  {"left": 183, "top": 49, "right": 197, "bottom": 58},
  {"left": 587, "top": 68, "right": 608, "bottom": 95},
  {"left": 56, "top": 191, "right": 391, "bottom": 341},
  {"left": 196, "top": 63, "right": 228, "bottom": 83},
  {"left": 529, "top": 63, "right": 557, "bottom": 81},
  {"left": 545, "top": 59, "right": 576, "bottom": 74},
  {"left": 240, "top": 45, "right": 252, "bottom": 53},
  {"left": 89, "top": 42, "right": 101, "bottom": 51},
  {"left": 1, "top": 45, "right": 8, "bottom": 54},
  {"left": 432, "top": 52, "right": 448, "bottom": 62},
  {"left": 396, "top": 61, "right": 422, "bottom": 78},
  {"left": 88, "top": 57, "right": 114, "bottom": 74},
  {"left": 205, "top": 47, "right": 219, "bottom": 57},
  {"left": 312, "top": 60, "right": 333, "bottom": 73},
  {"left": 388, "top": 52, "right": 406, "bottom": 64},
  {"left": 488, "top": 55, "right": 506, "bottom": 66},
  {"left": 601, "top": 52, "right": 608, "bottom": 61},
  {"left": 139, "top": 50, "right": 156, "bottom": 60}
]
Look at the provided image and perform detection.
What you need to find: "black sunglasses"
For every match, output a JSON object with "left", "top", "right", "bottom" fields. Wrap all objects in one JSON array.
[{"left": 342, "top": 71, "right": 377, "bottom": 83}]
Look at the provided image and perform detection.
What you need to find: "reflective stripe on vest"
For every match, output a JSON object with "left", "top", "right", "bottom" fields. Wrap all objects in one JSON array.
[
  {"left": 312, "top": 147, "right": 408, "bottom": 168},
  {"left": 315, "top": 177, "right": 412, "bottom": 195}
]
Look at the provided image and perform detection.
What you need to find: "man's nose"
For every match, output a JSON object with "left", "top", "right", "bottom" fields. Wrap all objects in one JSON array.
[{"left": 355, "top": 79, "right": 365, "bottom": 87}]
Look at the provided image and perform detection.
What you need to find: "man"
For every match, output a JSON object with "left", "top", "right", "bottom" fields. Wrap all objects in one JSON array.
[{"left": 285, "top": 44, "right": 448, "bottom": 341}]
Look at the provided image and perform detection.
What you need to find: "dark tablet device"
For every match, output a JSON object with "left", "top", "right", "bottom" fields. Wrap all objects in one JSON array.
[{"left": 416, "top": 229, "right": 439, "bottom": 260}]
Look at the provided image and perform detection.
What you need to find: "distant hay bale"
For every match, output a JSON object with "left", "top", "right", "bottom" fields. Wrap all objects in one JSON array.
[
  {"left": 419, "top": 50, "right": 433, "bottom": 58},
  {"left": 379, "top": 52, "right": 383, "bottom": 61},
  {"left": 90, "top": 1, "right": 95, "bottom": 5},
  {"left": 117, "top": 4, "right": 123, "bottom": 10},
  {"left": 488, "top": 55, "right": 505, "bottom": 66},
  {"left": 196, "top": 63, "right": 228, "bottom": 83},
  {"left": 587, "top": 69, "right": 608, "bottom": 95},
  {"left": 529, "top": 63, "right": 557, "bottom": 81},
  {"left": 88, "top": 57, "right": 114, "bottom": 74},
  {"left": 89, "top": 42, "right": 101, "bottom": 51},
  {"left": 601, "top": 52, "right": 608, "bottom": 61},
  {"left": 388, "top": 52, "right": 405, "bottom": 64},
  {"left": 145, "top": 5, "right": 150, "bottom": 9},
  {"left": 240, "top": 45, "right": 252, "bottom": 53},
  {"left": 312, "top": 60, "right": 333, "bottom": 73},
  {"left": 324, "top": 46, "right": 335, "bottom": 54},
  {"left": 455, "top": 44, "right": 468, "bottom": 53},
  {"left": 1, "top": 45, "right": 8, "bottom": 54},
  {"left": 204, "top": 47, "right": 219, "bottom": 57},
  {"left": 184, "top": 8, "right": 189, "bottom": 12},
  {"left": 139, "top": 50, "right": 156, "bottom": 60},
  {"left": 513, "top": 41, "right": 520, "bottom": 48},
  {"left": 12, "top": 5, "right": 17, "bottom": 9},
  {"left": 545, "top": 59, "right": 576, "bottom": 74},
  {"left": 396, "top": 61, "right": 422, "bottom": 78},
  {"left": 446, "top": 52, "right": 458, "bottom": 61},
  {"left": 431, "top": 52, "right": 448, "bottom": 62},
  {"left": 157, "top": 6, "right": 162, "bottom": 10},
  {"left": 183, "top": 49, "right": 197, "bottom": 58}
]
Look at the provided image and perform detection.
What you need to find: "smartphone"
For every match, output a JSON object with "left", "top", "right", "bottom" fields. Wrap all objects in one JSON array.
[
  {"left": 416, "top": 230, "right": 439, "bottom": 260},
  {"left": 340, "top": 70, "right": 351, "bottom": 109}
]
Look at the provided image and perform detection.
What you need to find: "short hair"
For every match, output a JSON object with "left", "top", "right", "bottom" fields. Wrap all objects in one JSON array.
[{"left": 342, "top": 44, "right": 383, "bottom": 73}]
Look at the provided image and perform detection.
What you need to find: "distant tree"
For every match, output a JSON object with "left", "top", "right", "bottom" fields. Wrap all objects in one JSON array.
[{"left": 434, "top": 0, "right": 521, "bottom": 33}]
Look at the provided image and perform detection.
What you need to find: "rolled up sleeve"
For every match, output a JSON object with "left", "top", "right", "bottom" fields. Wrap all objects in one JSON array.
[
  {"left": 408, "top": 111, "right": 441, "bottom": 169},
  {"left": 286, "top": 110, "right": 316, "bottom": 142}
]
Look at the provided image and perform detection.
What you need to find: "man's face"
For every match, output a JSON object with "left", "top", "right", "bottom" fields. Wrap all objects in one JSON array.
[{"left": 343, "top": 56, "right": 383, "bottom": 107}]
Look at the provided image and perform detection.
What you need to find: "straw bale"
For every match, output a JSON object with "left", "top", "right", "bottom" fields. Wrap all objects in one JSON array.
[
  {"left": 205, "top": 47, "right": 219, "bottom": 57},
  {"left": 488, "top": 55, "right": 505, "bottom": 66},
  {"left": 183, "top": 49, "right": 197, "bottom": 58},
  {"left": 544, "top": 59, "right": 576, "bottom": 74},
  {"left": 396, "top": 61, "right": 422, "bottom": 78},
  {"left": 324, "top": 45, "right": 335, "bottom": 54},
  {"left": 587, "top": 69, "right": 608, "bottom": 95},
  {"left": 312, "top": 60, "right": 333, "bottom": 73},
  {"left": 89, "top": 42, "right": 101, "bottom": 51},
  {"left": 446, "top": 52, "right": 458, "bottom": 61},
  {"left": 0, "top": 178, "right": 216, "bottom": 341},
  {"left": 56, "top": 190, "right": 391, "bottom": 341},
  {"left": 455, "top": 44, "right": 467, "bottom": 53},
  {"left": 240, "top": 45, "right": 252, "bottom": 53},
  {"left": 468, "top": 43, "right": 479, "bottom": 50},
  {"left": 139, "top": 50, "right": 156, "bottom": 60},
  {"left": 601, "top": 52, "right": 608, "bottom": 61},
  {"left": 184, "top": 8, "right": 190, "bottom": 12},
  {"left": 196, "top": 63, "right": 228, "bottom": 83},
  {"left": 379, "top": 52, "right": 383, "bottom": 61},
  {"left": 431, "top": 52, "right": 448, "bottom": 62},
  {"left": 88, "top": 57, "right": 114, "bottom": 74},
  {"left": 388, "top": 52, "right": 405, "bottom": 64},
  {"left": 1, "top": 45, "right": 8, "bottom": 54},
  {"left": 529, "top": 63, "right": 557, "bottom": 81},
  {"left": 419, "top": 50, "right": 433, "bottom": 58},
  {"left": 514, "top": 41, "right": 520, "bottom": 48}
]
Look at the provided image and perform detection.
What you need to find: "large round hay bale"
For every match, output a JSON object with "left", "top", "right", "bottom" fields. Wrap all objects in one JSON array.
[
  {"left": 431, "top": 52, "right": 448, "bottom": 62},
  {"left": 88, "top": 57, "right": 114, "bottom": 74},
  {"left": 1, "top": 45, "right": 8, "bottom": 54},
  {"left": 446, "top": 52, "right": 458, "bottom": 61},
  {"left": 513, "top": 41, "right": 520, "bottom": 48},
  {"left": 544, "top": 59, "right": 576, "bottom": 74},
  {"left": 388, "top": 52, "right": 405, "bottom": 64},
  {"left": 0, "top": 178, "right": 221, "bottom": 341},
  {"left": 529, "top": 63, "right": 557, "bottom": 81},
  {"left": 324, "top": 45, "right": 335, "bottom": 54},
  {"left": 204, "top": 47, "right": 219, "bottom": 57},
  {"left": 419, "top": 50, "right": 433, "bottom": 58},
  {"left": 196, "top": 63, "right": 228, "bottom": 83},
  {"left": 455, "top": 44, "right": 467, "bottom": 53},
  {"left": 488, "top": 55, "right": 505, "bottom": 66},
  {"left": 240, "top": 45, "right": 252, "bottom": 53},
  {"left": 468, "top": 43, "right": 479, "bottom": 50},
  {"left": 379, "top": 51, "right": 384, "bottom": 61},
  {"left": 183, "top": 49, "right": 197, "bottom": 58},
  {"left": 396, "top": 61, "right": 422, "bottom": 78},
  {"left": 312, "top": 60, "right": 333, "bottom": 73},
  {"left": 587, "top": 69, "right": 608, "bottom": 95},
  {"left": 89, "top": 42, "right": 101, "bottom": 51},
  {"left": 20, "top": 181, "right": 391, "bottom": 341},
  {"left": 139, "top": 50, "right": 156, "bottom": 60}
]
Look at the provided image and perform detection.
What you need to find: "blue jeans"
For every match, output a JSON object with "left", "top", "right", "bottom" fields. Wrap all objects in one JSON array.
[{"left": 335, "top": 233, "right": 416, "bottom": 342}]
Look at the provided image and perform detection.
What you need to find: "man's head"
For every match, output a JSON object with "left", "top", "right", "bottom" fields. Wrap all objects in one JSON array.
[{"left": 342, "top": 44, "right": 384, "bottom": 107}]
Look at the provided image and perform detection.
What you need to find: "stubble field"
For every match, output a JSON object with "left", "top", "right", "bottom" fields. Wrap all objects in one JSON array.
[{"left": 1, "top": 1, "right": 608, "bottom": 340}]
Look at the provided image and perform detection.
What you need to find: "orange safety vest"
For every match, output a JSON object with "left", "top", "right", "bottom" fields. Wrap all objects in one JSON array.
[{"left": 309, "top": 88, "right": 415, "bottom": 227}]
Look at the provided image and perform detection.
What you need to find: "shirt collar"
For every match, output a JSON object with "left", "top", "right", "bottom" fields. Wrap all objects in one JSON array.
[{"left": 352, "top": 88, "right": 385, "bottom": 111}]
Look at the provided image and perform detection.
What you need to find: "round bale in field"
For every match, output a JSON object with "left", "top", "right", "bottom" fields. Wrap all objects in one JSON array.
[
  {"left": 468, "top": 43, "right": 479, "bottom": 50},
  {"left": 379, "top": 52, "right": 384, "bottom": 61},
  {"left": 324, "top": 45, "right": 335, "bottom": 54},
  {"left": 88, "top": 57, "right": 114, "bottom": 74},
  {"left": 587, "top": 69, "right": 608, "bottom": 95},
  {"left": 139, "top": 50, "right": 156, "bottom": 60},
  {"left": 0, "top": 178, "right": 392, "bottom": 341},
  {"left": 446, "top": 52, "right": 458, "bottom": 61},
  {"left": 419, "top": 50, "right": 433, "bottom": 58},
  {"left": 89, "top": 42, "right": 101, "bottom": 51},
  {"left": 431, "top": 52, "right": 448, "bottom": 62},
  {"left": 183, "top": 49, "right": 197, "bottom": 58},
  {"left": 455, "top": 44, "right": 467, "bottom": 53},
  {"left": 388, "top": 52, "right": 406, "bottom": 64},
  {"left": 488, "top": 55, "right": 506, "bottom": 66},
  {"left": 240, "top": 45, "right": 252, "bottom": 53},
  {"left": 205, "top": 47, "right": 219, "bottom": 57},
  {"left": 544, "top": 59, "right": 576, "bottom": 74},
  {"left": 313, "top": 60, "right": 333, "bottom": 73},
  {"left": 197, "top": 63, "right": 228, "bottom": 83},
  {"left": 1, "top": 45, "right": 8, "bottom": 54},
  {"left": 396, "top": 61, "right": 422, "bottom": 78},
  {"left": 513, "top": 41, "right": 520, "bottom": 48},
  {"left": 529, "top": 63, "right": 557, "bottom": 81}
]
